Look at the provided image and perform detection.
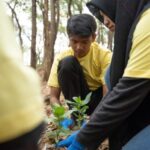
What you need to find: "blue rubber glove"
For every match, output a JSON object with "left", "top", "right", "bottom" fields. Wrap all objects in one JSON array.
[
  {"left": 57, "top": 123, "right": 86, "bottom": 148},
  {"left": 68, "top": 138, "right": 85, "bottom": 150},
  {"left": 56, "top": 130, "right": 79, "bottom": 148},
  {"left": 60, "top": 118, "right": 74, "bottom": 129}
]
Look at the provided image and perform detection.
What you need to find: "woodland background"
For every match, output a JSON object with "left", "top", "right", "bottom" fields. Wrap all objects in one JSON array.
[{"left": 5, "top": 0, "right": 114, "bottom": 82}]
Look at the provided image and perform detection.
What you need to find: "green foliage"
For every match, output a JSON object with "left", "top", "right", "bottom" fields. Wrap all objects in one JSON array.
[
  {"left": 47, "top": 104, "right": 73, "bottom": 143},
  {"left": 59, "top": 25, "right": 66, "bottom": 34},
  {"left": 66, "top": 92, "right": 92, "bottom": 127},
  {"left": 45, "top": 92, "right": 91, "bottom": 145}
]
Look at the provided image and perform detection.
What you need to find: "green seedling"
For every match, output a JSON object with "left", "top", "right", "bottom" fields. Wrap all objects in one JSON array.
[
  {"left": 46, "top": 104, "right": 74, "bottom": 144},
  {"left": 66, "top": 92, "right": 92, "bottom": 128}
]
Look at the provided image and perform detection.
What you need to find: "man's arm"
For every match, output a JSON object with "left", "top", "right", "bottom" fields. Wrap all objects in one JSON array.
[
  {"left": 77, "top": 77, "right": 150, "bottom": 149},
  {"left": 102, "top": 84, "right": 108, "bottom": 96},
  {"left": 50, "top": 86, "right": 61, "bottom": 105}
]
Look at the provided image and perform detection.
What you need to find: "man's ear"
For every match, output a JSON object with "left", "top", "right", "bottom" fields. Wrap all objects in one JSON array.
[{"left": 92, "top": 33, "right": 96, "bottom": 42}]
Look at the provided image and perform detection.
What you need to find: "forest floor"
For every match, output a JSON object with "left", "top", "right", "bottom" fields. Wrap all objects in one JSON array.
[{"left": 38, "top": 69, "right": 109, "bottom": 150}]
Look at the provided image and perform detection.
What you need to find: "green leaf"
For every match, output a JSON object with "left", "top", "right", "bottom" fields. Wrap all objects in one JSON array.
[
  {"left": 71, "top": 108, "right": 78, "bottom": 112},
  {"left": 66, "top": 99, "right": 76, "bottom": 105},
  {"left": 82, "top": 92, "right": 92, "bottom": 105},
  {"left": 73, "top": 113, "right": 79, "bottom": 117},
  {"left": 53, "top": 106, "right": 65, "bottom": 117},
  {"left": 72, "top": 96, "right": 79, "bottom": 101},
  {"left": 73, "top": 96, "right": 81, "bottom": 103},
  {"left": 64, "top": 109, "right": 75, "bottom": 117},
  {"left": 80, "top": 106, "right": 89, "bottom": 113}
]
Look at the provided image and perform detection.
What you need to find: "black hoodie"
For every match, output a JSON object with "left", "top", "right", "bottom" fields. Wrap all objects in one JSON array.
[
  {"left": 86, "top": 0, "right": 116, "bottom": 23},
  {"left": 76, "top": 1, "right": 150, "bottom": 150},
  {"left": 87, "top": 0, "right": 150, "bottom": 88}
]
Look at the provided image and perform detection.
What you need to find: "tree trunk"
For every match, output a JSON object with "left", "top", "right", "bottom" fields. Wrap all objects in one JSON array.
[
  {"left": 42, "top": 0, "right": 60, "bottom": 81},
  {"left": 42, "top": 0, "right": 50, "bottom": 81},
  {"left": 67, "top": 0, "right": 72, "bottom": 17},
  {"left": 31, "top": 0, "right": 37, "bottom": 68},
  {"left": 6, "top": 2, "right": 23, "bottom": 51},
  {"left": 76, "top": 0, "right": 83, "bottom": 14},
  {"left": 107, "top": 31, "right": 114, "bottom": 51},
  {"left": 96, "top": 23, "right": 104, "bottom": 45},
  {"left": 100, "top": 23, "right": 104, "bottom": 45}
]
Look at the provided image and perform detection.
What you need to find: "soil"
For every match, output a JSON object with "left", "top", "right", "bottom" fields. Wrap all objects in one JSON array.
[{"left": 38, "top": 69, "right": 109, "bottom": 150}]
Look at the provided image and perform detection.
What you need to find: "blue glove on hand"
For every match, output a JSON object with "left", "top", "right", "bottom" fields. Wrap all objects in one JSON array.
[
  {"left": 56, "top": 130, "right": 79, "bottom": 148},
  {"left": 57, "top": 122, "right": 87, "bottom": 149},
  {"left": 67, "top": 122, "right": 86, "bottom": 149},
  {"left": 68, "top": 138, "right": 85, "bottom": 150},
  {"left": 60, "top": 118, "right": 74, "bottom": 129}
]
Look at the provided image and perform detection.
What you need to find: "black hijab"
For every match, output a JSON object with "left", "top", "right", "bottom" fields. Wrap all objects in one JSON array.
[
  {"left": 86, "top": 0, "right": 117, "bottom": 22},
  {"left": 87, "top": 0, "right": 150, "bottom": 89}
]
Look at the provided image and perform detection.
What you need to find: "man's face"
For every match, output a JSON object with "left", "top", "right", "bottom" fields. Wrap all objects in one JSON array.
[{"left": 69, "top": 34, "right": 96, "bottom": 58}]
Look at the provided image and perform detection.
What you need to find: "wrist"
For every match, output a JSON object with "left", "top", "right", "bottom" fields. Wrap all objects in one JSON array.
[
  {"left": 50, "top": 97, "right": 61, "bottom": 105},
  {"left": 70, "top": 138, "right": 85, "bottom": 149}
]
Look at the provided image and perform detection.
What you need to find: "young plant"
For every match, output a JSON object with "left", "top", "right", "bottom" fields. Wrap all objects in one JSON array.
[
  {"left": 66, "top": 92, "right": 92, "bottom": 128},
  {"left": 46, "top": 104, "right": 73, "bottom": 144}
]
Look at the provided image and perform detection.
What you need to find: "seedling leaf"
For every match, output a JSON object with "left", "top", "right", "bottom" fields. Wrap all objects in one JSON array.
[{"left": 82, "top": 92, "right": 92, "bottom": 105}]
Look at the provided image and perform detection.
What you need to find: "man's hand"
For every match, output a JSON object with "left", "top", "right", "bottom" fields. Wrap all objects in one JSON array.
[
  {"left": 56, "top": 131, "right": 79, "bottom": 148},
  {"left": 67, "top": 138, "right": 85, "bottom": 150},
  {"left": 57, "top": 123, "right": 87, "bottom": 149},
  {"left": 60, "top": 118, "right": 74, "bottom": 129},
  {"left": 56, "top": 130, "right": 85, "bottom": 150}
]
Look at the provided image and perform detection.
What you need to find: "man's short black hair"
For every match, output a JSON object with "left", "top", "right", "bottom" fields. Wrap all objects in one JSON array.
[{"left": 67, "top": 14, "right": 97, "bottom": 37}]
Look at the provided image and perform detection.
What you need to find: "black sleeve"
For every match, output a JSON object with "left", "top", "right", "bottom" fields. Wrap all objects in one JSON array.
[{"left": 77, "top": 77, "right": 150, "bottom": 148}]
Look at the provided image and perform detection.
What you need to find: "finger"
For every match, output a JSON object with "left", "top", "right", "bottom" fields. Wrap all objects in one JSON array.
[{"left": 56, "top": 139, "right": 71, "bottom": 148}]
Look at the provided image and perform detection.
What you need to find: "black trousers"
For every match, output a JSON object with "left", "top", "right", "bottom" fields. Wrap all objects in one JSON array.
[
  {"left": 58, "top": 56, "right": 103, "bottom": 116},
  {"left": 0, "top": 122, "right": 44, "bottom": 150}
]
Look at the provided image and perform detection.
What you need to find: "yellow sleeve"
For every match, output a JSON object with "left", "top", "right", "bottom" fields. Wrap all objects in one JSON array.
[
  {"left": 47, "top": 54, "right": 60, "bottom": 87},
  {"left": 0, "top": 1, "right": 44, "bottom": 142},
  {"left": 123, "top": 9, "right": 150, "bottom": 79}
]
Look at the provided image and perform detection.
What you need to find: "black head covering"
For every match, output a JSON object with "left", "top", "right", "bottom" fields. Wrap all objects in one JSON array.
[
  {"left": 86, "top": 0, "right": 117, "bottom": 22},
  {"left": 87, "top": 0, "right": 150, "bottom": 89}
]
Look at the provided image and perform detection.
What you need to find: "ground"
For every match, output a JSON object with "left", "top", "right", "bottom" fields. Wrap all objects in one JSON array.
[{"left": 38, "top": 69, "right": 109, "bottom": 150}]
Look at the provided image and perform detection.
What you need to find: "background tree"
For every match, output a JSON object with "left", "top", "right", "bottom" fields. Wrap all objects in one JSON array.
[
  {"left": 31, "top": 0, "right": 37, "bottom": 68},
  {"left": 40, "top": 0, "right": 60, "bottom": 81},
  {"left": 5, "top": 0, "right": 114, "bottom": 81},
  {"left": 6, "top": 0, "right": 23, "bottom": 50},
  {"left": 67, "top": 0, "right": 72, "bottom": 17},
  {"left": 107, "top": 31, "right": 114, "bottom": 51},
  {"left": 96, "top": 23, "right": 105, "bottom": 45}
]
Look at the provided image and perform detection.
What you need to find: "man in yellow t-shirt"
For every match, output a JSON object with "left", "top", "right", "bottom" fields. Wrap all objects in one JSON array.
[
  {"left": 0, "top": 1, "right": 44, "bottom": 149},
  {"left": 48, "top": 14, "right": 112, "bottom": 119}
]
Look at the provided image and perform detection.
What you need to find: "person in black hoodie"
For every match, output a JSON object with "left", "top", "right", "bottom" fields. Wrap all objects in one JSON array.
[{"left": 57, "top": 0, "right": 150, "bottom": 150}]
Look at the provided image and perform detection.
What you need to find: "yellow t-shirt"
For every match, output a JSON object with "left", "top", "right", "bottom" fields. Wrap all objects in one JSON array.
[
  {"left": 123, "top": 8, "right": 150, "bottom": 79},
  {"left": 48, "top": 42, "right": 112, "bottom": 91},
  {"left": 0, "top": 1, "right": 44, "bottom": 142}
]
